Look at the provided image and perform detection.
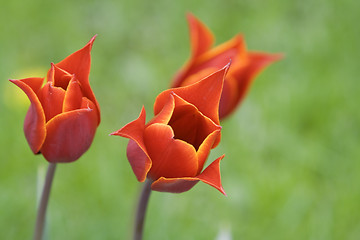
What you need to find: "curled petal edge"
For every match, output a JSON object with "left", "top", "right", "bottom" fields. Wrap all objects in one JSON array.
[
  {"left": 151, "top": 155, "right": 226, "bottom": 195},
  {"left": 110, "top": 107, "right": 152, "bottom": 182},
  {"left": 9, "top": 78, "right": 46, "bottom": 153},
  {"left": 155, "top": 63, "right": 230, "bottom": 126}
]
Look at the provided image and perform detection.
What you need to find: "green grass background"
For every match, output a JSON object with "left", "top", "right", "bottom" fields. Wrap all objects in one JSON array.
[{"left": 1, "top": 0, "right": 359, "bottom": 239}]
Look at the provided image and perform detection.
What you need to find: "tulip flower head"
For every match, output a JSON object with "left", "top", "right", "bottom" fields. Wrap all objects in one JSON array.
[
  {"left": 172, "top": 13, "right": 283, "bottom": 119},
  {"left": 10, "top": 36, "right": 100, "bottom": 163},
  {"left": 112, "top": 64, "right": 230, "bottom": 195}
]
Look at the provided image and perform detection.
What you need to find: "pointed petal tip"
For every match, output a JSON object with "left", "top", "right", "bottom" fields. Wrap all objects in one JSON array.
[
  {"left": 272, "top": 53, "right": 285, "bottom": 61},
  {"left": 220, "top": 186, "right": 227, "bottom": 196},
  {"left": 234, "top": 34, "right": 245, "bottom": 42},
  {"left": 110, "top": 106, "right": 146, "bottom": 137},
  {"left": 253, "top": 52, "right": 285, "bottom": 63},
  {"left": 225, "top": 59, "right": 232, "bottom": 70},
  {"left": 88, "top": 34, "right": 97, "bottom": 48},
  {"left": 109, "top": 129, "right": 120, "bottom": 136},
  {"left": 261, "top": 52, "right": 284, "bottom": 62},
  {"left": 217, "top": 154, "right": 226, "bottom": 196},
  {"left": 186, "top": 12, "right": 196, "bottom": 21},
  {"left": 219, "top": 60, "right": 232, "bottom": 79}
]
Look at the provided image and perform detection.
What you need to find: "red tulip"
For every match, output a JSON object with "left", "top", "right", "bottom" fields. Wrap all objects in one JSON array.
[
  {"left": 172, "top": 13, "right": 283, "bottom": 119},
  {"left": 111, "top": 64, "right": 230, "bottom": 195},
  {"left": 10, "top": 36, "right": 100, "bottom": 163}
]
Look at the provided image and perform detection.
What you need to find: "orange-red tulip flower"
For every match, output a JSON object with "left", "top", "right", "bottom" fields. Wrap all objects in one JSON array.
[
  {"left": 10, "top": 36, "right": 100, "bottom": 163},
  {"left": 111, "top": 64, "right": 230, "bottom": 195},
  {"left": 172, "top": 13, "right": 283, "bottom": 120}
]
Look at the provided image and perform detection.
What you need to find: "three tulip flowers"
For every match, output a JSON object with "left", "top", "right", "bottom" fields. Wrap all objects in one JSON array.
[
  {"left": 10, "top": 13, "right": 282, "bottom": 240},
  {"left": 11, "top": 14, "right": 281, "bottom": 194}
]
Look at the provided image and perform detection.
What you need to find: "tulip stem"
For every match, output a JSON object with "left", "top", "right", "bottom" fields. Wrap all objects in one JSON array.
[
  {"left": 33, "top": 163, "right": 57, "bottom": 240},
  {"left": 134, "top": 179, "right": 153, "bottom": 240}
]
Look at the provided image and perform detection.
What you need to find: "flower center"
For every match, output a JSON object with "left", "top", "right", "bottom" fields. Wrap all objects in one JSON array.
[{"left": 168, "top": 104, "right": 216, "bottom": 150}]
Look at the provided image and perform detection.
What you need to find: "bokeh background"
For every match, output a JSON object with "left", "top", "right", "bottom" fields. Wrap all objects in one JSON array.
[{"left": 1, "top": 0, "right": 359, "bottom": 239}]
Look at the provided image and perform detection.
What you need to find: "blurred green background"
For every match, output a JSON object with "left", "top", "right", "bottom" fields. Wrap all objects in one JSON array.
[{"left": 1, "top": 0, "right": 359, "bottom": 239}]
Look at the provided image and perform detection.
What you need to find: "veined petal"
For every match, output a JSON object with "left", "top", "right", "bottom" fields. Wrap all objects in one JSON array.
[
  {"left": 41, "top": 99, "right": 98, "bottom": 163},
  {"left": 9, "top": 78, "right": 46, "bottom": 153},
  {"left": 151, "top": 155, "right": 225, "bottom": 195},
  {"left": 187, "top": 12, "right": 214, "bottom": 58},
  {"left": 110, "top": 107, "right": 151, "bottom": 182},
  {"left": 37, "top": 82, "right": 65, "bottom": 122},
  {"left": 55, "top": 35, "right": 100, "bottom": 124},
  {"left": 155, "top": 63, "right": 230, "bottom": 125},
  {"left": 144, "top": 123, "right": 198, "bottom": 180},
  {"left": 63, "top": 76, "right": 83, "bottom": 112}
]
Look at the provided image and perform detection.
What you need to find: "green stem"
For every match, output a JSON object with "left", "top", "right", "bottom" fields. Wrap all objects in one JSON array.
[
  {"left": 133, "top": 179, "right": 152, "bottom": 240},
  {"left": 33, "top": 163, "right": 57, "bottom": 240}
]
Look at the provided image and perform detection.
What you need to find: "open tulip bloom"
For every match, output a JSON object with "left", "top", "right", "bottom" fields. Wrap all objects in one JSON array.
[
  {"left": 112, "top": 64, "right": 229, "bottom": 195},
  {"left": 112, "top": 63, "right": 230, "bottom": 239},
  {"left": 172, "top": 13, "right": 283, "bottom": 120},
  {"left": 10, "top": 36, "right": 100, "bottom": 240}
]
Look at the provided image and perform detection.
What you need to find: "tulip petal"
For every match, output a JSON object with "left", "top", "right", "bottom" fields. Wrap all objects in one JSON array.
[
  {"left": 196, "top": 129, "right": 221, "bottom": 173},
  {"left": 243, "top": 52, "right": 283, "bottom": 80},
  {"left": 171, "top": 14, "right": 214, "bottom": 88},
  {"left": 41, "top": 99, "right": 98, "bottom": 163},
  {"left": 15, "top": 77, "right": 44, "bottom": 93},
  {"left": 186, "top": 13, "right": 214, "bottom": 58},
  {"left": 195, "top": 34, "right": 246, "bottom": 71},
  {"left": 151, "top": 177, "right": 199, "bottom": 193},
  {"left": 219, "top": 52, "right": 283, "bottom": 120},
  {"left": 172, "top": 34, "right": 244, "bottom": 88},
  {"left": 151, "top": 155, "right": 225, "bottom": 195},
  {"left": 169, "top": 93, "right": 221, "bottom": 150},
  {"left": 197, "top": 155, "right": 226, "bottom": 195},
  {"left": 63, "top": 76, "right": 83, "bottom": 112},
  {"left": 218, "top": 74, "right": 239, "bottom": 119},
  {"left": 9, "top": 78, "right": 46, "bottom": 153},
  {"left": 179, "top": 67, "right": 218, "bottom": 87},
  {"left": 47, "top": 63, "right": 73, "bottom": 89},
  {"left": 126, "top": 139, "right": 151, "bottom": 181},
  {"left": 147, "top": 94, "right": 175, "bottom": 125},
  {"left": 110, "top": 107, "right": 151, "bottom": 182},
  {"left": 55, "top": 35, "right": 100, "bottom": 123},
  {"left": 155, "top": 63, "right": 230, "bottom": 125},
  {"left": 37, "top": 82, "right": 66, "bottom": 122},
  {"left": 144, "top": 123, "right": 198, "bottom": 180}
]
